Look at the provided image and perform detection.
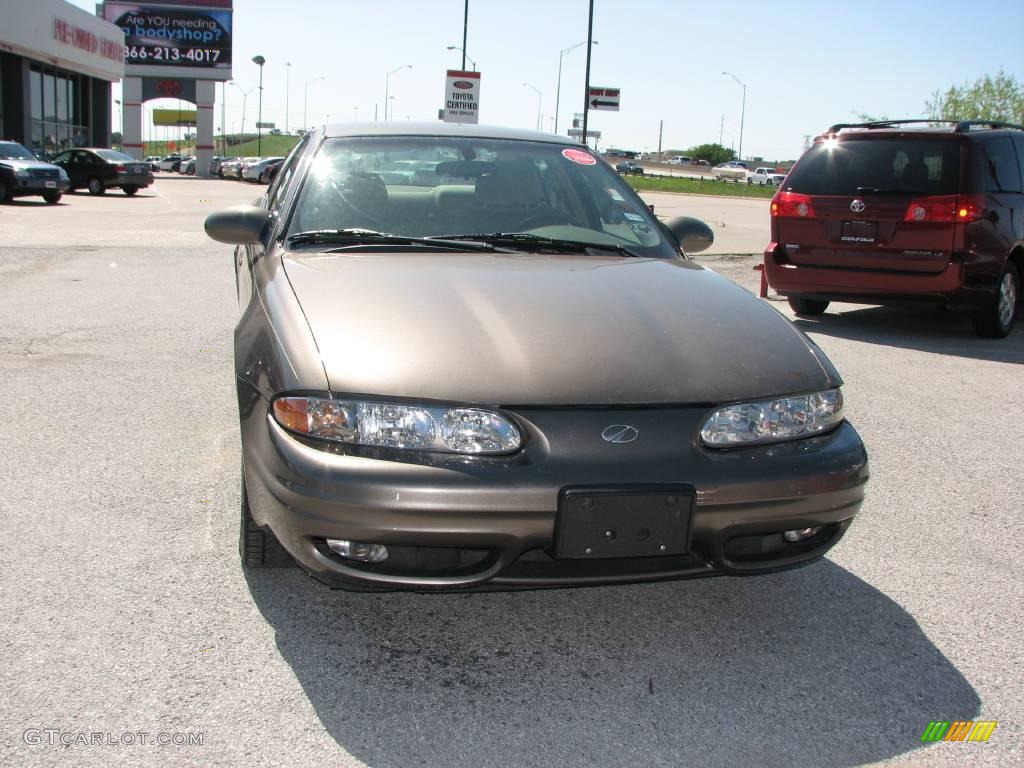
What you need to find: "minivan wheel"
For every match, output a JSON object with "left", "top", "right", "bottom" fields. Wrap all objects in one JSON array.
[
  {"left": 239, "top": 464, "right": 294, "bottom": 568},
  {"left": 973, "top": 262, "right": 1019, "bottom": 338},
  {"left": 87, "top": 177, "right": 105, "bottom": 195},
  {"left": 788, "top": 297, "right": 830, "bottom": 316}
]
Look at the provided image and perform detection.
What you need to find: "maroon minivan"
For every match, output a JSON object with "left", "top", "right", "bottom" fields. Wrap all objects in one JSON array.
[{"left": 764, "top": 120, "right": 1023, "bottom": 337}]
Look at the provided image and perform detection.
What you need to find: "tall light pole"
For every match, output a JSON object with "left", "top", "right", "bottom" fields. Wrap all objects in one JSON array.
[
  {"left": 384, "top": 65, "right": 412, "bottom": 122},
  {"left": 229, "top": 81, "right": 255, "bottom": 143},
  {"left": 252, "top": 55, "right": 265, "bottom": 155},
  {"left": 461, "top": 0, "right": 469, "bottom": 71},
  {"left": 580, "top": 0, "right": 595, "bottom": 148},
  {"left": 722, "top": 71, "right": 746, "bottom": 162},
  {"left": 555, "top": 40, "right": 597, "bottom": 134},
  {"left": 303, "top": 77, "right": 325, "bottom": 132},
  {"left": 114, "top": 99, "right": 122, "bottom": 144},
  {"left": 446, "top": 45, "right": 476, "bottom": 71},
  {"left": 522, "top": 83, "right": 542, "bottom": 131},
  {"left": 284, "top": 61, "right": 291, "bottom": 133}
]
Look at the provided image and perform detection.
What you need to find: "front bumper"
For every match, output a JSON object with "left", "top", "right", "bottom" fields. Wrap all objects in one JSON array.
[
  {"left": 239, "top": 382, "right": 869, "bottom": 590},
  {"left": 14, "top": 177, "right": 69, "bottom": 194}
]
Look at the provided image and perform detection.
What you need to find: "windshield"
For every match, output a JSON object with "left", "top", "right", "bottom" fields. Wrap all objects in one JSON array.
[
  {"left": 288, "top": 136, "right": 676, "bottom": 256},
  {"left": 786, "top": 137, "right": 961, "bottom": 195},
  {"left": 0, "top": 142, "right": 37, "bottom": 161},
  {"left": 96, "top": 150, "right": 135, "bottom": 161}
]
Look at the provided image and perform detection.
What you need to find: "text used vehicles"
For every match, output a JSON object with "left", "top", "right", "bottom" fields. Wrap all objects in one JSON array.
[
  {"left": 50, "top": 148, "right": 154, "bottom": 196},
  {"left": 748, "top": 167, "right": 787, "bottom": 186},
  {"left": 713, "top": 161, "right": 748, "bottom": 181},
  {"left": 205, "top": 123, "right": 868, "bottom": 591},
  {"left": 0, "top": 141, "right": 69, "bottom": 204},
  {"left": 764, "top": 120, "right": 1024, "bottom": 337}
]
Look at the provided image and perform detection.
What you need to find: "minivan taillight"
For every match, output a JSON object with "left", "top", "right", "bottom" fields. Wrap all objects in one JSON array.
[
  {"left": 770, "top": 191, "right": 816, "bottom": 219},
  {"left": 903, "top": 194, "right": 985, "bottom": 223}
]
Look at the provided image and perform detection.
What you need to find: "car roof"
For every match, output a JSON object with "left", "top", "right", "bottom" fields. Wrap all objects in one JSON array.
[{"left": 322, "top": 121, "right": 580, "bottom": 145}]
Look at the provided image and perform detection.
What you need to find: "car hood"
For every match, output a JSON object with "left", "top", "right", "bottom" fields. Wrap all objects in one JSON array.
[
  {"left": 282, "top": 251, "right": 839, "bottom": 406},
  {"left": 0, "top": 159, "right": 62, "bottom": 172}
]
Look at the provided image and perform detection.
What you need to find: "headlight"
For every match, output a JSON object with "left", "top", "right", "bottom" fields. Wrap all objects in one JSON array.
[
  {"left": 272, "top": 396, "right": 522, "bottom": 455},
  {"left": 15, "top": 169, "right": 30, "bottom": 177},
  {"left": 700, "top": 389, "right": 843, "bottom": 447}
]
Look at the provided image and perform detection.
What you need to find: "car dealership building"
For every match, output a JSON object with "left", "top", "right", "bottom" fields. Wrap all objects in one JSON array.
[{"left": 0, "top": 0, "right": 124, "bottom": 153}]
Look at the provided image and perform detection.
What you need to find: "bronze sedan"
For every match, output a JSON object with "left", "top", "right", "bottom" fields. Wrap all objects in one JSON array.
[{"left": 206, "top": 123, "right": 868, "bottom": 591}]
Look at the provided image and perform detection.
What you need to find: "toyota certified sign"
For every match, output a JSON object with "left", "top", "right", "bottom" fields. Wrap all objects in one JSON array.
[{"left": 443, "top": 69, "right": 480, "bottom": 124}]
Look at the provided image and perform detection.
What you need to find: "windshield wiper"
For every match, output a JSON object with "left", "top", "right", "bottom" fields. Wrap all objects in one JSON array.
[
  {"left": 855, "top": 186, "right": 921, "bottom": 195},
  {"left": 286, "top": 228, "right": 503, "bottom": 252},
  {"left": 431, "top": 232, "right": 645, "bottom": 258}
]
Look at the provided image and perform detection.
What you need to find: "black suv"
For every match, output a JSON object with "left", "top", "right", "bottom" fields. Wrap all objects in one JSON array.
[
  {"left": 0, "top": 141, "right": 70, "bottom": 204},
  {"left": 764, "top": 120, "right": 1024, "bottom": 337}
]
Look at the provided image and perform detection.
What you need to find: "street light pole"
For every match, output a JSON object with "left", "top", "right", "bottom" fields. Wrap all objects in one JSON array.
[
  {"left": 461, "top": 0, "right": 469, "bottom": 71},
  {"left": 284, "top": 61, "right": 291, "bottom": 134},
  {"left": 229, "top": 81, "right": 254, "bottom": 144},
  {"left": 446, "top": 46, "right": 476, "bottom": 71},
  {"left": 722, "top": 71, "right": 746, "bottom": 162},
  {"left": 252, "top": 55, "right": 265, "bottom": 155},
  {"left": 581, "top": 0, "right": 595, "bottom": 148},
  {"left": 303, "top": 76, "right": 325, "bottom": 132},
  {"left": 522, "top": 83, "right": 542, "bottom": 131},
  {"left": 555, "top": 40, "right": 597, "bottom": 134},
  {"left": 384, "top": 65, "right": 412, "bottom": 122}
]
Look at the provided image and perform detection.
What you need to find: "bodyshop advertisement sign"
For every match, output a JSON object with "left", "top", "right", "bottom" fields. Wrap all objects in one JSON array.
[
  {"left": 443, "top": 70, "right": 480, "bottom": 124},
  {"left": 102, "top": 2, "right": 232, "bottom": 69}
]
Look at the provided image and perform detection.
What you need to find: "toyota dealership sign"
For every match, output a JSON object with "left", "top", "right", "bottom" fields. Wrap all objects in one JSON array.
[{"left": 443, "top": 70, "right": 480, "bottom": 124}]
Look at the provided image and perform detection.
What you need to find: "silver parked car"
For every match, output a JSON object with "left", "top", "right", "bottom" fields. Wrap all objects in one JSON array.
[
  {"left": 205, "top": 123, "right": 868, "bottom": 591},
  {"left": 242, "top": 156, "right": 285, "bottom": 183}
]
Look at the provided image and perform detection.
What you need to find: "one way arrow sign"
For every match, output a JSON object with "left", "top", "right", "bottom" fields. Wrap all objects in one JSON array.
[{"left": 588, "top": 86, "right": 620, "bottom": 111}]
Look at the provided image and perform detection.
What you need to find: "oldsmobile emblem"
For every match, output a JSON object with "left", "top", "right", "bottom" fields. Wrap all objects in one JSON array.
[{"left": 601, "top": 425, "right": 639, "bottom": 444}]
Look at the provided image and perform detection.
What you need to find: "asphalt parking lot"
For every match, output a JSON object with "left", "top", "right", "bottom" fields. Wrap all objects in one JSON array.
[{"left": 1, "top": 177, "right": 1021, "bottom": 768}]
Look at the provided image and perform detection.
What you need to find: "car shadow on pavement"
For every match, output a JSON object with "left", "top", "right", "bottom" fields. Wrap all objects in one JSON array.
[
  {"left": 794, "top": 305, "right": 1024, "bottom": 365},
  {"left": 246, "top": 561, "right": 978, "bottom": 768}
]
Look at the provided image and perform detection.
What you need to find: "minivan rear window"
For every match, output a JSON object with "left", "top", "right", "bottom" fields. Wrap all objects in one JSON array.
[{"left": 785, "top": 138, "right": 961, "bottom": 196}]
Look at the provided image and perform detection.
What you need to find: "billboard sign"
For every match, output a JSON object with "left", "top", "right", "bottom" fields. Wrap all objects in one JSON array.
[
  {"left": 102, "top": 2, "right": 232, "bottom": 72},
  {"left": 443, "top": 70, "right": 480, "bottom": 124},
  {"left": 153, "top": 108, "right": 197, "bottom": 126}
]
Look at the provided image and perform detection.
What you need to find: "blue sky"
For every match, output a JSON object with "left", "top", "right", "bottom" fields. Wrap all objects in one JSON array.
[{"left": 69, "top": 0, "right": 1024, "bottom": 160}]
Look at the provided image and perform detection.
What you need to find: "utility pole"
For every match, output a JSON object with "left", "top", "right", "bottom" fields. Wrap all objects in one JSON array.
[
  {"left": 580, "top": 0, "right": 595, "bottom": 148},
  {"left": 657, "top": 119, "right": 663, "bottom": 162},
  {"left": 461, "top": 0, "right": 469, "bottom": 71},
  {"left": 284, "top": 62, "right": 291, "bottom": 134},
  {"left": 719, "top": 114, "right": 725, "bottom": 145}
]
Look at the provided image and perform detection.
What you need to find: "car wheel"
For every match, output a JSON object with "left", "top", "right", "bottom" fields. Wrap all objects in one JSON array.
[
  {"left": 239, "top": 464, "right": 294, "bottom": 568},
  {"left": 972, "top": 262, "right": 1019, "bottom": 338},
  {"left": 0, "top": 180, "right": 10, "bottom": 204},
  {"left": 788, "top": 297, "right": 830, "bottom": 316},
  {"left": 187, "top": 166, "right": 195, "bottom": 176},
  {"left": 87, "top": 177, "right": 105, "bottom": 195},
  {"left": 42, "top": 191, "right": 62, "bottom": 204},
  {"left": 122, "top": 185, "right": 138, "bottom": 196}
]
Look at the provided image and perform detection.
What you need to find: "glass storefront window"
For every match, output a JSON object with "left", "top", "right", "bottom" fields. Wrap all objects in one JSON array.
[
  {"left": 30, "top": 70, "right": 42, "bottom": 120},
  {"left": 43, "top": 73, "right": 55, "bottom": 123},
  {"left": 28, "top": 67, "right": 91, "bottom": 151}
]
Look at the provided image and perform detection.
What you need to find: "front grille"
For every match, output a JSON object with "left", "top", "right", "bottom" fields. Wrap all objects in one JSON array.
[{"left": 30, "top": 169, "right": 60, "bottom": 179}]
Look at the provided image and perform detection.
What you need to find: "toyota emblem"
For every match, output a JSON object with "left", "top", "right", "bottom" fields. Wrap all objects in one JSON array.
[
  {"left": 601, "top": 424, "right": 639, "bottom": 444},
  {"left": 850, "top": 199, "right": 866, "bottom": 213}
]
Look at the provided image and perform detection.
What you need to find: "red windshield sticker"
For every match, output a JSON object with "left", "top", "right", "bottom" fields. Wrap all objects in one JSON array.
[{"left": 562, "top": 148, "right": 597, "bottom": 166}]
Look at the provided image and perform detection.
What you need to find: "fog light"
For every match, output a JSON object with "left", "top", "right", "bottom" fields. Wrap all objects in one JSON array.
[
  {"left": 326, "top": 539, "right": 388, "bottom": 563},
  {"left": 783, "top": 527, "right": 821, "bottom": 543}
]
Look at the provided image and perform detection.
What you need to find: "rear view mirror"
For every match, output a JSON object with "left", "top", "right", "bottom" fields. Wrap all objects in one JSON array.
[
  {"left": 205, "top": 205, "right": 272, "bottom": 245},
  {"left": 664, "top": 216, "right": 714, "bottom": 254}
]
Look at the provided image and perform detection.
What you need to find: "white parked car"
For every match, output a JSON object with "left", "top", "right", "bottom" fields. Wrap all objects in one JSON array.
[
  {"left": 712, "top": 161, "right": 748, "bottom": 181},
  {"left": 668, "top": 156, "right": 691, "bottom": 165},
  {"left": 158, "top": 154, "right": 183, "bottom": 172},
  {"left": 242, "top": 156, "right": 285, "bottom": 183},
  {"left": 747, "top": 167, "right": 787, "bottom": 186}
]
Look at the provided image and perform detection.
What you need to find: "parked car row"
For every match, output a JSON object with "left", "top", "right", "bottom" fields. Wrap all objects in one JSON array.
[
  {"left": 0, "top": 141, "right": 153, "bottom": 202},
  {"left": 215, "top": 155, "right": 285, "bottom": 184}
]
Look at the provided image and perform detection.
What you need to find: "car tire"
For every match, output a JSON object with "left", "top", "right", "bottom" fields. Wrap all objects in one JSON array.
[
  {"left": 87, "top": 177, "right": 105, "bottom": 195},
  {"left": 239, "top": 464, "right": 294, "bottom": 568},
  {"left": 122, "top": 185, "right": 139, "bottom": 196},
  {"left": 0, "top": 180, "right": 10, "bottom": 204},
  {"left": 42, "top": 191, "right": 61, "bottom": 204},
  {"left": 788, "top": 297, "right": 830, "bottom": 316},
  {"left": 259, "top": 171, "right": 268, "bottom": 184},
  {"left": 972, "top": 261, "right": 1018, "bottom": 338}
]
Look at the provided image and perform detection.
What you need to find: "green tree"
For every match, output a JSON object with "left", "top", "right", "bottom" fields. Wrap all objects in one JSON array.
[
  {"left": 926, "top": 71, "right": 1024, "bottom": 124},
  {"left": 688, "top": 143, "right": 735, "bottom": 165}
]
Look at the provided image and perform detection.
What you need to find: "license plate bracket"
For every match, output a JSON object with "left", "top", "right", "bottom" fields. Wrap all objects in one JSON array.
[
  {"left": 840, "top": 220, "right": 878, "bottom": 243},
  {"left": 555, "top": 485, "right": 694, "bottom": 559},
  {"left": 45, "top": 181, "right": 56, "bottom": 188}
]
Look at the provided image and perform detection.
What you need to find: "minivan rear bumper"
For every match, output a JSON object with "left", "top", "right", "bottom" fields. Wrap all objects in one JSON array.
[{"left": 763, "top": 242, "right": 995, "bottom": 308}]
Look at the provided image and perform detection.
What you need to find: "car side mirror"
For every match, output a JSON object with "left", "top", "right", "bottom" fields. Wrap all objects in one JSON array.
[
  {"left": 205, "top": 205, "right": 272, "bottom": 245},
  {"left": 664, "top": 216, "right": 714, "bottom": 254}
]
